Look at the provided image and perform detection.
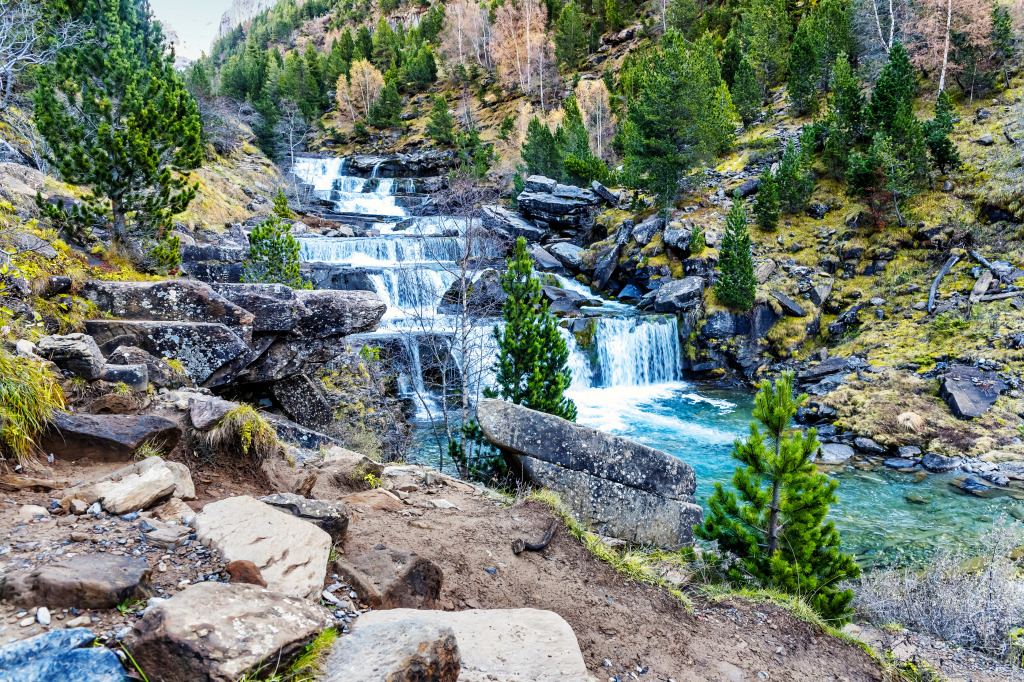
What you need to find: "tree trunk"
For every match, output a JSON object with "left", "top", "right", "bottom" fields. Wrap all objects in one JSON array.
[
  {"left": 938, "top": 0, "right": 952, "bottom": 92},
  {"left": 767, "top": 479, "right": 782, "bottom": 555}
]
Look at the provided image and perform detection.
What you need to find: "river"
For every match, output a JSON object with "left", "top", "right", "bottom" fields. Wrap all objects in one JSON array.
[{"left": 292, "top": 157, "right": 1024, "bottom": 567}]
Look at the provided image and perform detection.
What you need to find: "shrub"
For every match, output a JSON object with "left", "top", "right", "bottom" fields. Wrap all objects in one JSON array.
[
  {"left": 242, "top": 217, "right": 311, "bottom": 289},
  {"left": 196, "top": 403, "right": 282, "bottom": 466},
  {"left": 854, "top": 517, "right": 1024, "bottom": 660},
  {"left": 0, "top": 350, "right": 66, "bottom": 465}
]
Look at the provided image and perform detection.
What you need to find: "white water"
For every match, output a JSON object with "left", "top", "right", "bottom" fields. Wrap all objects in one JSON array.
[{"left": 292, "top": 157, "right": 406, "bottom": 216}]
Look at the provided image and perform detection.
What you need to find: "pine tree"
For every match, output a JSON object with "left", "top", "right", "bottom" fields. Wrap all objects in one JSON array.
[
  {"left": 521, "top": 116, "right": 562, "bottom": 179},
  {"left": 776, "top": 133, "right": 814, "bottom": 213},
  {"left": 695, "top": 372, "right": 861, "bottom": 622},
  {"left": 367, "top": 80, "right": 402, "bottom": 128},
  {"left": 923, "top": 89, "right": 960, "bottom": 174},
  {"left": 715, "top": 192, "right": 756, "bottom": 311},
  {"left": 821, "top": 52, "right": 864, "bottom": 177},
  {"left": 721, "top": 29, "right": 743, "bottom": 88},
  {"left": 753, "top": 166, "right": 779, "bottom": 232},
  {"left": 273, "top": 188, "right": 291, "bottom": 219},
  {"left": 243, "top": 216, "right": 310, "bottom": 289},
  {"left": 787, "top": 18, "right": 821, "bottom": 116},
  {"left": 867, "top": 41, "right": 916, "bottom": 138},
  {"left": 33, "top": 0, "right": 202, "bottom": 267},
  {"left": 356, "top": 25, "right": 373, "bottom": 61},
  {"left": 605, "top": 0, "right": 624, "bottom": 32},
  {"left": 490, "top": 237, "right": 577, "bottom": 421},
  {"left": 425, "top": 95, "right": 456, "bottom": 146},
  {"left": 555, "top": 0, "right": 587, "bottom": 71},
  {"left": 732, "top": 56, "right": 761, "bottom": 126}
]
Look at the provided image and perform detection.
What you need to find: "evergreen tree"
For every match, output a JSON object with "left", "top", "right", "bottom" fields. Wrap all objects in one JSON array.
[
  {"left": 367, "top": 79, "right": 402, "bottom": 128},
  {"left": 787, "top": 18, "right": 820, "bottom": 116},
  {"left": 923, "top": 89, "right": 960, "bottom": 174},
  {"left": 521, "top": 116, "right": 562, "bottom": 179},
  {"left": 425, "top": 94, "right": 456, "bottom": 146},
  {"left": 807, "top": 0, "right": 850, "bottom": 88},
  {"left": 338, "top": 28, "right": 356, "bottom": 63},
  {"left": 243, "top": 216, "right": 310, "bottom": 289},
  {"left": 821, "top": 52, "right": 864, "bottom": 178},
  {"left": 555, "top": 0, "right": 587, "bottom": 71},
  {"left": 741, "top": 0, "right": 791, "bottom": 89},
  {"left": 695, "top": 372, "right": 861, "bottom": 622},
  {"left": 753, "top": 166, "right": 779, "bottom": 232},
  {"left": 356, "top": 25, "right": 373, "bottom": 61},
  {"left": 867, "top": 41, "right": 916, "bottom": 138},
  {"left": 490, "top": 237, "right": 577, "bottom": 422},
  {"left": 776, "top": 133, "right": 814, "bottom": 213},
  {"left": 371, "top": 16, "right": 398, "bottom": 70},
  {"left": 715, "top": 192, "right": 756, "bottom": 311},
  {"left": 185, "top": 61, "right": 212, "bottom": 99},
  {"left": 555, "top": 95, "right": 606, "bottom": 184},
  {"left": 721, "top": 29, "right": 743, "bottom": 88},
  {"left": 605, "top": 0, "right": 624, "bottom": 32},
  {"left": 400, "top": 45, "right": 437, "bottom": 92},
  {"left": 33, "top": 0, "right": 203, "bottom": 266},
  {"left": 273, "top": 188, "right": 291, "bottom": 219},
  {"left": 732, "top": 56, "right": 761, "bottom": 126}
]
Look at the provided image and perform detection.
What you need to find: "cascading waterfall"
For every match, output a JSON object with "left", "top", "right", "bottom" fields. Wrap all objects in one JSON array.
[
  {"left": 566, "top": 316, "right": 683, "bottom": 389},
  {"left": 292, "top": 156, "right": 404, "bottom": 216},
  {"left": 300, "top": 235, "right": 470, "bottom": 265}
]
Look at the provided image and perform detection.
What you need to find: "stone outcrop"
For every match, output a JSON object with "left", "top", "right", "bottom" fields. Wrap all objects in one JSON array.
[
  {"left": 0, "top": 628, "right": 126, "bottom": 682},
  {"left": 271, "top": 373, "right": 334, "bottom": 429},
  {"left": 123, "top": 582, "right": 332, "bottom": 682},
  {"left": 334, "top": 547, "right": 443, "bottom": 610},
  {"left": 349, "top": 608, "right": 594, "bottom": 682},
  {"left": 516, "top": 176, "right": 603, "bottom": 236},
  {"left": 477, "top": 399, "right": 701, "bottom": 547},
  {"left": 654, "top": 277, "right": 704, "bottom": 314},
  {"left": 258, "top": 492, "right": 350, "bottom": 543},
  {"left": 59, "top": 457, "right": 194, "bottom": 514},
  {"left": 35, "top": 334, "right": 104, "bottom": 380},
  {"left": 940, "top": 365, "right": 1007, "bottom": 419},
  {"left": 193, "top": 495, "right": 332, "bottom": 599},
  {"left": 75, "top": 280, "right": 384, "bottom": 392},
  {"left": 107, "top": 345, "right": 188, "bottom": 389},
  {"left": 481, "top": 204, "right": 547, "bottom": 243},
  {"left": 0, "top": 555, "right": 154, "bottom": 609},
  {"left": 41, "top": 413, "right": 181, "bottom": 462},
  {"left": 323, "top": 617, "right": 461, "bottom": 682}
]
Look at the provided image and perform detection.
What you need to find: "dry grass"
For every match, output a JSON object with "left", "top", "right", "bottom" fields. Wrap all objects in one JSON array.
[
  {"left": 0, "top": 349, "right": 66, "bottom": 466},
  {"left": 195, "top": 403, "right": 282, "bottom": 466}
]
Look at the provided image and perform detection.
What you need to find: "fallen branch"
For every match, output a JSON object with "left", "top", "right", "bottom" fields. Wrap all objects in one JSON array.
[
  {"left": 512, "top": 519, "right": 558, "bottom": 555},
  {"left": 928, "top": 254, "right": 960, "bottom": 314},
  {"left": 969, "top": 270, "right": 993, "bottom": 304},
  {"left": 978, "top": 291, "right": 1023, "bottom": 302}
]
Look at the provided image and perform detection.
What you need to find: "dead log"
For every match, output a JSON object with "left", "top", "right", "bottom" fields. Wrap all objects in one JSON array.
[
  {"left": 969, "top": 270, "right": 994, "bottom": 304},
  {"left": 978, "top": 291, "right": 1024, "bottom": 302},
  {"left": 928, "top": 254, "right": 960, "bottom": 314},
  {"left": 512, "top": 519, "right": 558, "bottom": 555}
]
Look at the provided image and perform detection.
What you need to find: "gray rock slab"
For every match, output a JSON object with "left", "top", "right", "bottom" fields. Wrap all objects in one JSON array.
[
  {"left": 81, "top": 280, "right": 253, "bottom": 326},
  {"left": 654, "top": 276, "right": 704, "bottom": 313},
  {"left": 818, "top": 443, "right": 854, "bottom": 464},
  {"left": 41, "top": 413, "right": 181, "bottom": 462},
  {"left": 0, "top": 628, "right": 125, "bottom": 682},
  {"left": 323, "top": 617, "right": 460, "bottom": 682},
  {"left": 0, "top": 554, "right": 154, "bottom": 609},
  {"left": 940, "top": 365, "right": 1007, "bottom": 419}
]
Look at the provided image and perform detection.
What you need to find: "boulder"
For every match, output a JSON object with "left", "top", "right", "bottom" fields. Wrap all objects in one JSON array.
[
  {"left": 615, "top": 219, "right": 634, "bottom": 245},
  {"left": 0, "top": 554, "right": 154, "bottom": 609},
  {"left": 884, "top": 458, "right": 919, "bottom": 469},
  {"left": 734, "top": 177, "right": 760, "bottom": 197},
  {"left": 477, "top": 399, "right": 701, "bottom": 547},
  {"left": 258, "top": 492, "right": 350, "bottom": 544},
  {"left": 818, "top": 443, "right": 854, "bottom": 464},
  {"left": 517, "top": 185, "right": 600, "bottom": 233},
  {"left": 188, "top": 396, "right": 239, "bottom": 430},
  {"left": 631, "top": 215, "right": 663, "bottom": 245},
  {"left": 525, "top": 175, "right": 558, "bottom": 193},
  {"left": 193, "top": 495, "right": 331, "bottom": 599},
  {"left": 41, "top": 413, "right": 181, "bottom": 462},
  {"left": 335, "top": 547, "right": 443, "bottom": 609},
  {"left": 773, "top": 292, "right": 807, "bottom": 317},
  {"left": 323, "top": 617, "right": 460, "bottom": 682},
  {"left": 12, "top": 232, "right": 58, "bottom": 259},
  {"left": 84, "top": 320, "right": 249, "bottom": 385},
  {"left": 350, "top": 608, "right": 593, "bottom": 682},
  {"left": 797, "top": 356, "right": 860, "bottom": 383},
  {"left": 0, "top": 628, "right": 125, "bottom": 682},
  {"left": 617, "top": 284, "right": 643, "bottom": 303},
  {"left": 527, "top": 244, "right": 566, "bottom": 275},
  {"left": 95, "top": 458, "right": 184, "bottom": 514},
  {"left": 754, "top": 260, "right": 777, "bottom": 284},
  {"left": 590, "top": 180, "right": 619, "bottom": 206},
  {"left": 922, "top": 452, "right": 963, "bottom": 472},
  {"left": 208, "top": 282, "right": 304, "bottom": 332},
  {"left": 225, "top": 560, "right": 268, "bottom": 587},
  {"left": 341, "top": 488, "right": 406, "bottom": 512},
  {"left": 35, "top": 334, "right": 104, "bottom": 380},
  {"left": 663, "top": 224, "right": 692, "bottom": 251},
  {"left": 152, "top": 498, "right": 197, "bottom": 525},
  {"left": 854, "top": 437, "right": 885, "bottom": 454},
  {"left": 810, "top": 281, "right": 833, "bottom": 307},
  {"left": 481, "top": 205, "right": 547, "bottom": 243},
  {"left": 654, "top": 276, "right": 704, "bottom": 313},
  {"left": 547, "top": 242, "right": 585, "bottom": 270},
  {"left": 98, "top": 363, "right": 148, "bottom": 391},
  {"left": 81, "top": 280, "right": 254, "bottom": 326},
  {"left": 940, "top": 366, "right": 1007, "bottom": 419},
  {"left": 293, "top": 289, "right": 386, "bottom": 338},
  {"left": 592, "top": 244, "right": 620, "bottom": 292},
  {"left": 271, "top": 373, "right": 334, "bottom": 430},
  {"left": 122, "top": 582, "right": 332, "bottom": 682},
  {"left": 107, "top": 346, "right": 186, "bottom": 389}
]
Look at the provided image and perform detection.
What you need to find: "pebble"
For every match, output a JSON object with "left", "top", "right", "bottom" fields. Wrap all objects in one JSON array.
[
  {"left": 66, "top": 615, "right": 91, "bottom": 628},
  {"left": 36, "top": 607, "right": 50, "bottom": 626},
  {"left": 19, "top": 617, "right": 33, "bottom": 627}
]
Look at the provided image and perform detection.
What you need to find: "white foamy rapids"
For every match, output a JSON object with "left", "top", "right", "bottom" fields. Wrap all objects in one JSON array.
[
  {"left": 368, "top": 268, "right": 459, "bottom": 323},
  {"left": 552, "top": 275, "right": 634, "bottom": 312},
  {"left": 291, "top": 157, "right": 405, "bottom": 216},
  {"left": 299, "top": 236, "right": 469, "bottom": 265},
  {"left": 566, "top": 316, "right": 683, "bottom": 389}
]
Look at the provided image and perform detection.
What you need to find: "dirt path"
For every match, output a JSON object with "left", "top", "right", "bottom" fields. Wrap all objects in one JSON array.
[{"left": 342, "top": 472, "right": 885, "bottom": 682}]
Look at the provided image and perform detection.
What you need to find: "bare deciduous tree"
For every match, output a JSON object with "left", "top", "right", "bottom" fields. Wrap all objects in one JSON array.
[
  {"left": 439, "top": 0, "right": 492, "bottom": 71},
  {"left": 0, "top": 0, "right": 81, "bottom": 110},
  {"left": 575, "top": 78, "right": 614, "bottom": 161},
  {"left": 908, "top": 0, "right": 992, "bottom": 91},
  {"left": 853, "top": 0, "right": 913, "bottom": 70},
  {"left": 336, "top": 59, "right": 384, "bottom": 123},
  {"left": 490, "top": 0, "right": 555, "bottom": 103},
  {"left": 275, "top": 100, "right": 313, "bottom": 170}
]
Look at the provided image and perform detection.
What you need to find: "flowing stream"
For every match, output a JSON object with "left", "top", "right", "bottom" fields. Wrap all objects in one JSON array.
[{"left": 293, "top": 157, "right": 1024, "bottom": 567}]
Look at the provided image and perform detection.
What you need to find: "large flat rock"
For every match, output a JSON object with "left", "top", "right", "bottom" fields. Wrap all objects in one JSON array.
[
  {"left": 84, "top": 320, "right": 249, "bottom": 385},
  {"left": 477, "top": 399, "right": 695, "bottom": 499},
  {"left": 40, "top": 413, "right": 181, "bottom": 462},
  {"left": 522, "top": 456, "right": 703, "bottom": 547},
  {"left": 209, "top": 282, "right": 304, "bottom": 332},
  {"left": 324, "top": 617, "right": 460, "bottom": 682},
  {"left": 350, "top": 608, "right": 595, "bottom": 682},
  {"left": 481, "top": 205, "right": 547, "bottom": 242},
  {"left": 940, "top": 365, "right": 1007, "bottom": 419},
  {"left": 193, "top": 495, "right": 331, "bottom": 599},
  {"left": 81, "top": 280, "right": 254, "bottom": 326},
  {"left": 293, "top": 289, "right": 386, "bottom": 338},
  {"left": 122, "top": 582, "right": 332, "bottom": 682},
  {"left": 0, "top": 554, "right": 154, "bottom": 609}
]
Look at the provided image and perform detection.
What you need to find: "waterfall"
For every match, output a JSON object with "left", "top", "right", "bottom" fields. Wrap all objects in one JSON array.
[
  {"left": 299, "top": 236, "right": 471, "bottom": 265},
  {"left": 291, "top": 157, "right": 405, "bottom": 216},
  {"left": 567, "top": 316, "right": 682, "bottom": 389},
  {"left": 367, "top": 268, "right": 459, "bottom": 322}
]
